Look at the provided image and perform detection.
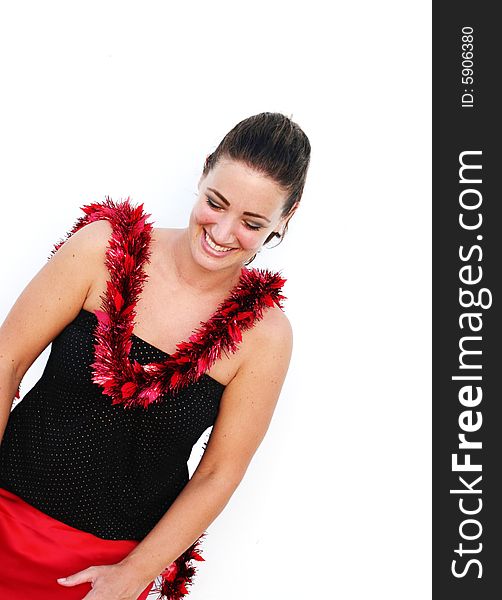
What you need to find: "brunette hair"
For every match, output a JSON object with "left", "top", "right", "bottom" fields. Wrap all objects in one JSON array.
[{"left": 202, "top": 112, "right": 311, "bottom": 249}]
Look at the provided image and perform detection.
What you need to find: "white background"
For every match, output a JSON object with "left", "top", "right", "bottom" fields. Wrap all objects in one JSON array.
[{"left": 0, "top": 1, "right": 431, "bottom": 598}]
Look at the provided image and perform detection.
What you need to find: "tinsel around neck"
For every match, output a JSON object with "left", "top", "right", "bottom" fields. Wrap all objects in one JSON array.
[{"left": 50, "top": 196, "right": 287, "bottom": 409}]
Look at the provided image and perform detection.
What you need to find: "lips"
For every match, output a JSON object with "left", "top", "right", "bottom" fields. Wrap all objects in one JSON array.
[{"left": 201, "top": 228, "right": 239, "bottom": 257}]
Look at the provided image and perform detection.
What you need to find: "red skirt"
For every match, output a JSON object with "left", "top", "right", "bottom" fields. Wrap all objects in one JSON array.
[{"left": 0, "top": 486, "right": 155, "bottom": 599}]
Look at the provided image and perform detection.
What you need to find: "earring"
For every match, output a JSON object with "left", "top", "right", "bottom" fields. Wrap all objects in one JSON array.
[
  {"left": 246, "top": 231, "right": 283, "bottom": 265},
  {"left": 264, "top": 231, "right": 281, "bottom": 245},
  {"left": 264, "top": 231, "right": 283, "bottom": 247}
]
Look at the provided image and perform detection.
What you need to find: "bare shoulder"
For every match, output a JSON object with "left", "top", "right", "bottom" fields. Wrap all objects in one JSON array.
[
  {"left": 44, "top": 217, "right": 114, "bottom": 289},
  {"left": 72, "top": 218, "right": 113, "bottom": 250},
  {"left": 55, "top": 218, "right": 113, "bottom": 265},
  {"left": 247, "top": 304, "right": 293, "bottom": 350},
  {"left": 238, "top": 304, "right": 293, "bottom": 377}
]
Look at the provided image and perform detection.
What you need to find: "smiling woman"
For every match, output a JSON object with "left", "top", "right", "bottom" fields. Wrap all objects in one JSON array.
[{"left": 0, "top": 112, "right": 311, "bottom": 600}]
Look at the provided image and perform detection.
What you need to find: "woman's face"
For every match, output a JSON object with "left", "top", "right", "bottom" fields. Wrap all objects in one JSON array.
[{"left": 188, "top": 158, "right": 290, "bottom": 271}]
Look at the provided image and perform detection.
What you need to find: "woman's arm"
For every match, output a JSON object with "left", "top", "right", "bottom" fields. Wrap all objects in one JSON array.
[
  {"left": 119, "top": 307, "right": 293, "bottom": 586},
  {"left": 0, "top": 219, "right": 112, "bottom": 444},
  {"left": 0, "top": 364, "right": 20, "bottom": 445}
]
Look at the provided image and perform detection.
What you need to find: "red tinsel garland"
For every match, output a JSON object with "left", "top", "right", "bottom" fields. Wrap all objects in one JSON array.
[
  {"left": 48, "top": 196, "right": 287, "bottom": 410},
  {"left": 17, "top": 197, "right": 287, "bottom": 600}
]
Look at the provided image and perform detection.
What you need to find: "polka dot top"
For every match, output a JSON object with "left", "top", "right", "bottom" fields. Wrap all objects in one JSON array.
[{"left": 0, "top": 308, "right": 225, "bottom": 541}]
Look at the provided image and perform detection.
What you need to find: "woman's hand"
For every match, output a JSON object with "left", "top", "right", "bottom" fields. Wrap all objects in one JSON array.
[{"left": 56, "top": 562, "right": 152, "bottom": 599}]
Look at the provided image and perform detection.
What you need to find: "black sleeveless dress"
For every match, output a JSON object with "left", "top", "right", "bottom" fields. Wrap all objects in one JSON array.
[{"left": 0, "top": 308, "right": 225, "bottom": 541}]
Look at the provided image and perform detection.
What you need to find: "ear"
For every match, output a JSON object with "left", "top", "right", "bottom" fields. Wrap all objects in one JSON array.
[{"left": 288, "top": 202, "right": 300, "bottom": 218}]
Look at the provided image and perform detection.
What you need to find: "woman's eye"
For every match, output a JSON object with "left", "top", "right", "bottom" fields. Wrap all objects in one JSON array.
[
  {"left": 245, "top": 222, "right": 262, "bottom": 231},
  {"left": 206, "top": 197, "right": 221, "bottom": 209}
]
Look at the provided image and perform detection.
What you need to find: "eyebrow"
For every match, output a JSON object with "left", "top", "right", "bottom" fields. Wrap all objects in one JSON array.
[{"left": 207, "top": 187, "right": 272, "bottom": 223}]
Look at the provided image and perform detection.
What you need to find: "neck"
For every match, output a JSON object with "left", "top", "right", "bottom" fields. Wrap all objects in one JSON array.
[{"left": 170, "top": 228, "right": 244, "bottom": 295}]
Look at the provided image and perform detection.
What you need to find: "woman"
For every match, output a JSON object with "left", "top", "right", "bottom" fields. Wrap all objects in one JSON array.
[{"left": 0, "top": 112, "right": 311, "bottom": 599}]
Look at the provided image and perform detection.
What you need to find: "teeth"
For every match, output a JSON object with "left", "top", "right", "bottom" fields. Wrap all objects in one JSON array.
[{"left": 204, "top": 230, "right": 234, "bottom": 253}]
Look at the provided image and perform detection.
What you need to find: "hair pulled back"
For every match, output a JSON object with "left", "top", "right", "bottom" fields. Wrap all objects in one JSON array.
[{"left": 202, "top": 112, "right": 311, "bottom": 248}]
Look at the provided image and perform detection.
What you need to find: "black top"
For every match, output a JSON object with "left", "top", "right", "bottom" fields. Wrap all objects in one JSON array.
[{"left": 0, "top": 309, "right": 225, "bottom": 540}]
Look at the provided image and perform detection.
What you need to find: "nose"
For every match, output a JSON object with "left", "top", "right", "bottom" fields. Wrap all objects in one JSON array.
[{"left": 210, "top": 215, "right": 237, "bottom": 246}]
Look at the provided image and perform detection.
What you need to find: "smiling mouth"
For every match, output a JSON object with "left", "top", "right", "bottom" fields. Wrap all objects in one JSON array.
[{"left": 203, "top": 229, "right": 238, "bottom": 253}]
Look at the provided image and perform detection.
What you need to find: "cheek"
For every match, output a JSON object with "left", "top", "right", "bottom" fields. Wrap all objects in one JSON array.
[
  {"left": 238, "top": 230, "right": 263, "bottom": 251},
  {"left": 192, "top": 203, "right": 214, "bottom": 226}
]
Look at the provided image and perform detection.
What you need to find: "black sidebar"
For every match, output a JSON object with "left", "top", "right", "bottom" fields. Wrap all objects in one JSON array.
[{"left": 434, "top": 4, "right": 500, "bottom": 598}]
